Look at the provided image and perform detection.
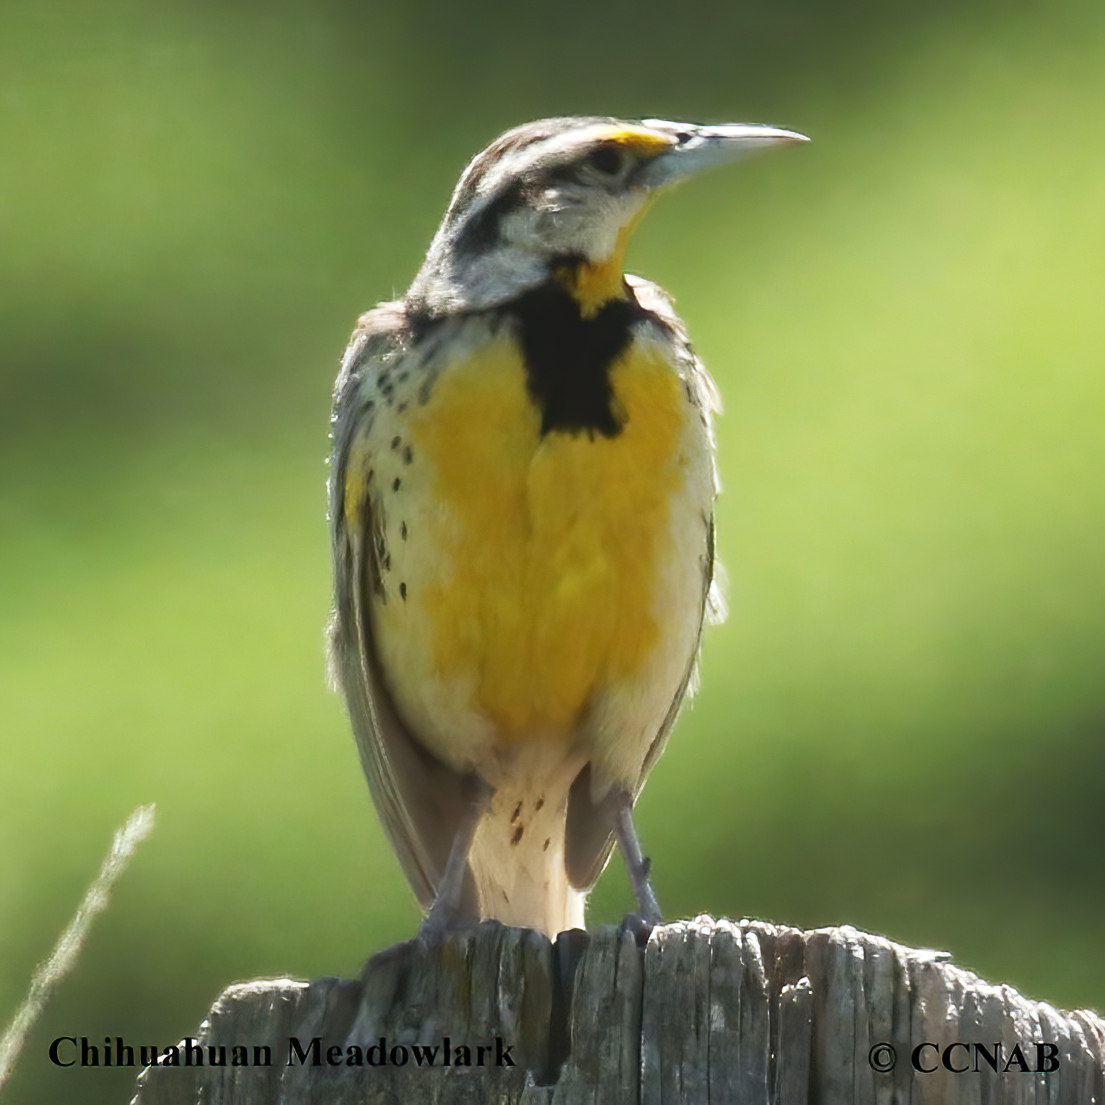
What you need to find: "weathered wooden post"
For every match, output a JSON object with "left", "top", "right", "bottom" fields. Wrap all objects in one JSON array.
[{"left": 131, "top": 916, "right": 1104, "bottom": 1104}]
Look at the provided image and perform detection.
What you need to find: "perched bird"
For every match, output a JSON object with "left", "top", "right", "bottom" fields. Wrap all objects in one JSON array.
[{"left": 329, "top": 116, "right": 806, "bottom": 939}]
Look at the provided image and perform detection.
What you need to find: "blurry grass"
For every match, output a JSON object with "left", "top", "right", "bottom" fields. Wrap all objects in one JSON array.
[
  {"left": 2, "top": 0, "right": 1105, "bottom": 1101},
  {"left": 603, "top": 7, "right": 1105, "bottom": 1003},
  {"left": 0, "top": 806, "right": 154, "bottom": 1092}
]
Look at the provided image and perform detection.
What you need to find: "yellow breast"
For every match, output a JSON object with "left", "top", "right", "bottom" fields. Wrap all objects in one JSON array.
[{"left": 403, "top": 333, "right": 687, "bottom": 742}]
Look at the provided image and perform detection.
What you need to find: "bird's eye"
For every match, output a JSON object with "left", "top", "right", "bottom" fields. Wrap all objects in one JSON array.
[{"left": 584, "top": 144, "right": 626, "bottom": 177}]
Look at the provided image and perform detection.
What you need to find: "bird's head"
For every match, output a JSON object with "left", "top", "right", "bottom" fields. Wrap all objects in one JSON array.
[{"left": 407, "top": 116, "right": 807, "bottom": 317}]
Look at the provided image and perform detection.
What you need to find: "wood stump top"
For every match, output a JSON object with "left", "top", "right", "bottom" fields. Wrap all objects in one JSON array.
[{"left": 132, "top": 915, "right": 1105, "bottom": 1104}]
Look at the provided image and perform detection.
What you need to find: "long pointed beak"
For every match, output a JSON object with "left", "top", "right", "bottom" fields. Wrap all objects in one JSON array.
[{"left": 638, "top": 120, "right": 809, "bottom": 190}]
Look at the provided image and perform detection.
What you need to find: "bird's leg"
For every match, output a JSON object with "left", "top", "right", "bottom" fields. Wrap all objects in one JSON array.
[
  {"left": 611, "top": 789, "right": 662, "bottom": 938},
  {"left": 418, "top": 778, "right": 493, "bottom": 944}
]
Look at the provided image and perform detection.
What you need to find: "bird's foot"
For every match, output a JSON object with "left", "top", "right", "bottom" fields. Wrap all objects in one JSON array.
[
  {"left": 415, "top": 905, "right": 471, "bottom": 950},
  {"left": 621, "top": 910, "right": 661, "bottom": 946},
  {"left": 415, "top": 775, "right": 492, "bottom": 951},
  {"left": 610, "top": 791, "right": 662, "bottom": 937}
]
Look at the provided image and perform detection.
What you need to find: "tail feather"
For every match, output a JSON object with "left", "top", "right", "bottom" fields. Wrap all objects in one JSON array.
[{"left": 466, "top": 785, "right": 586, "bottom": 936}]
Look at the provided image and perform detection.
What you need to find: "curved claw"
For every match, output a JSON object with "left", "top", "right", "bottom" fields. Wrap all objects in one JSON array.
[
  {"left": 621, "top": 911, "right": 659, "bottom": 947},
  {"left": 416, "top": 906, "right": 470, "bottom": 949}
]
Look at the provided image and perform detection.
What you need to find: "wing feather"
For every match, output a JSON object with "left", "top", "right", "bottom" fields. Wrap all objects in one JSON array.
[{"left": 328, "top": 304, "right": 476, "bottom": 913}]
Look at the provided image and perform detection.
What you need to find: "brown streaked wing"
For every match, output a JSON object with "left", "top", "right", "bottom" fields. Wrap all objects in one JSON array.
[{"left": 329, "top": 305, "right": 478, "bottom": 915}]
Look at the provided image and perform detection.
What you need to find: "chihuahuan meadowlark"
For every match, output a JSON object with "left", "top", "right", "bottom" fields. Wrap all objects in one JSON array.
[{"left": 329, "top": 116, "right": 806, "bottom": 938}]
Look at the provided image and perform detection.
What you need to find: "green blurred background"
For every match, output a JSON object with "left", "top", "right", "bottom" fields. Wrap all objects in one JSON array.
[{"left": 2, "top": 0, "right": 1104, "bottom": 1100}]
